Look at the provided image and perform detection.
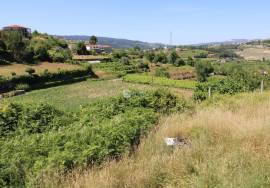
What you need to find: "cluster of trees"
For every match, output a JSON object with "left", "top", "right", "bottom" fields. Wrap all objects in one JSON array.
[
  {"left": 74, "top": 35, "right": 98, "bottom": 55},
  {"left": 0, "top": 30, "right": 72, "bottom": 64},
  {"left": 144, "top": 50, "right": 195, "bottom": 67}
]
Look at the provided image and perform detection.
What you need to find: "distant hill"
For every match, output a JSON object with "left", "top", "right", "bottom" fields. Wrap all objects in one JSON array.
[
  {"left": 194, "top": 39, "right": 251, "bottom": 46},
  {"left": 56, "top": 35, "right": 166, "bottom": 49}
]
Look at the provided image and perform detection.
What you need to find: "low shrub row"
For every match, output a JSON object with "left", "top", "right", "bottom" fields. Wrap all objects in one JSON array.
[
  {"left": 0, "top": 89, "right": 191, "bottom": 187},
  {"left": 0, "top": 65, "right": 96, "bottom": 93},
  {"left": 123, "top": 74, "right": 197, "bottom": 89},
  {"left": 193, "top": 72, "right": 265, "bottom": 101},
  {"left": 92, "top": 61, "right": 149, "bottom": 77}
]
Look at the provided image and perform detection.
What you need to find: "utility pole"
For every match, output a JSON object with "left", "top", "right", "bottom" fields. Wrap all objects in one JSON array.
[{"left": 170, "top": 32, "right": 173, "bottom": 46}]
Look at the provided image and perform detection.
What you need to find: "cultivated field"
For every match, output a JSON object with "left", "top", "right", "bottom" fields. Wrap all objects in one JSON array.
[
  {"left": 66, "top": 92, "right": 270, "bottom": 188},
  {"left": 0, "top": 62, "right": 82, "bottom": 77},
  {"left": 6, "top": 79, "right": 193, "bottom": 112},
  {"left": 236, "top": 47, "right": 270, "bottom": 60},
  {"left": 124, "top": 74, "right": 197, "bottom": 89}
]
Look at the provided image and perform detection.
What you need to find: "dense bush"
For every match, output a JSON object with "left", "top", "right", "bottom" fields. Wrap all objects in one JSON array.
[
  {"left": 186, "top": 56, "right": 195, "bottom": 67},
  {"left": 75, "top": 41, "right": 88, "bottom": 55},
  {"left": 0, "top": 90, "right": 191, "bottom": 187},
  {"left": 195, "top": 61, "right": 214, "bottom": 82},
  {"left": 193, "top": 71, "right": 262, "bottom": 101},
  {"left": 120, "top": 56, "right": 130, "bottom": 65},
  {"left": 0, "top": 103, "right": 71, "bottom": 137},
  {"left": 154, "top": 67, "right": 170, "bottom": 78},
  {"left": 0, "top": 30, "right": 71, "bottom": 63},
  {"left": 25, "top": 67, "right": 35, "bottom": 75}
]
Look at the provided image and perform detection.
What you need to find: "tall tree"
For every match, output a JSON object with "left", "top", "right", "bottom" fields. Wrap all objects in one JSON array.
[
  {"left": 6, "top": 31, "right": 27, "bottom": 62},
  {"left": 168, "top": 51, "right": 179, "bottom": 64},
  {"left": 89, "top": 36, "right": 98, "bottom": 45},
  {"left": 76, "top": 42, "right": 88, "bottom": 55}
]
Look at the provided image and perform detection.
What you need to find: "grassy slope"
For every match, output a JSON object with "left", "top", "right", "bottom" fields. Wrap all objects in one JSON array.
[
  {"left": 4, "top": 79, "right": 153, "bottom": 112},
  {"left": 5, "top": 79, "right": 193, "bottom": 112},
  {"left": 66, "top": 92, "right": 270, "bottom": 188},
  {"left": 124, "top": 74, "right": 197, "bottom": 89},
  {"left": 236, "top": 46, "right": 270, "bottom": 60}
]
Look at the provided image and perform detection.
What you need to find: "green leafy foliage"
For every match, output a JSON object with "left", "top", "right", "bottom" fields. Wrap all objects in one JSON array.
[
  {"left": 0, "top": 65, "right": 94, "bottom": 93},
  {"left": 0, "top": 90, "right": 191, "bottom": 187},
  {"left": 25, "top": 67, "right": 35, "bottom": 75},
  {"left": 0, "top": 30, "right": 71, "bottom": 63},
  {"left": 195, "top": 61, "right": 214, "bottom": 82},
  {"left": 154, "top": 67, "right": 170, "bottom": 78},
  {"left": 75, "top": 41, "right": 88, "bottom": 55},
  {"left": 193, "top": 71, "right": 262, "bottom": 101}
]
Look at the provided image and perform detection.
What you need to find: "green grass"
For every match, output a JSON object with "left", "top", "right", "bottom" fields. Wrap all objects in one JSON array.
[
  {"left": 123, "top": 74, "right": 197, "bottom": 90},
  {"left": 4, "top": 79, "right": 154, "bottom": 112},
  {"left": 178, "top": 49, "right": 209, "bottom": 58}
]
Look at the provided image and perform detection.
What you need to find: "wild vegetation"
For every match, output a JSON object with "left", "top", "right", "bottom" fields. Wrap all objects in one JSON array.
[
  {"left": 0, "top": 30, "right": 71, "bottom": 64},
  {"left": 63, "top": 92, "right": 270, "bottom": 188},
  {"left": 0, "top": 89, "right": 190, "bottom": 187},
  {"left": 2, "top": 25, "right": 270, "bottom": 188}
]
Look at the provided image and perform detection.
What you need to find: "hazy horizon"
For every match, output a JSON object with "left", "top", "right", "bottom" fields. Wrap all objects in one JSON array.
[{"left": 1, "top": 0, "right": 270, "bottom": 45}]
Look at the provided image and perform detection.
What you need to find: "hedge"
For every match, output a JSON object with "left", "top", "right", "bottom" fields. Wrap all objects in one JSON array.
[{"left": 0, "top": 65, "right": 96, "bottom": 93}]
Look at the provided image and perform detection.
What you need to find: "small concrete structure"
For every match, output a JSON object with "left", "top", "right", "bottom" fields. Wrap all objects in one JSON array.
[
  {"left": 164, "top": 137, "right": 189, "bottom": 147},
  {"left": 86, "top": 44, "right": 112, "bottom": 53}
]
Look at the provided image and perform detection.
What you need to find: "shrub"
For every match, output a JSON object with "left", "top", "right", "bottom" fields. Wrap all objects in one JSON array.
[
  {"left": 194, "top": 52, "right": 208, "bottom": 58},
  {"left": 10, "top": 72, "right": 16, "bottom": 76},
  {"left": 0, "top": 90, "right": 191, "bottom": 187},
  {"left": 153, "top": 52, "right": 167, "bottom": 64},
  {"left": 174, "top": 58, "right": 185, "bottom": 67},
  {"left": 193, "top": 71, "right": 262, "bottom": 101},
  {"left": 187, "top": 56, "right": 195, "bottom": 67},
  {"left": 121, "top": 57, "right": 130, "bottom": 65},
  {"left": 168, "top": 51, "right": 179, "bottom": 65},
  {"left": 195, "top": 61, "right": 214, "bottom": 82},
  {"left": 137, "top": 61, "right": 149, "bottom": 72},
  {"left": 15, "top": 83, "right": 30, "bottom": 91},
  {"left": 154, "top": 67, "right": 170, "bottom": 78},
  {"left": 25, "top": 67, "right": 35, "bottom": 75}
]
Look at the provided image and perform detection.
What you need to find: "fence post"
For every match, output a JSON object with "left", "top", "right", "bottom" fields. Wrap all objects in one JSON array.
[
  {"left": 208, "top": 86, "right": 211, "bottom": 98},
  {"left": 261, "top": 79, "right": 264, "bottom": 94}
]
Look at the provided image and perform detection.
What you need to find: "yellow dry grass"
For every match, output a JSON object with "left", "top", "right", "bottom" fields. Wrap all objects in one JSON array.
[
  {"left": 236, "top": 47, "right": 270, "bottom": 60},
  {"left": 61, "top": 92, "right": 270, "bottom": 188},
  {"left": 0, "top": 62, "right": 81, "bottom": 77}
]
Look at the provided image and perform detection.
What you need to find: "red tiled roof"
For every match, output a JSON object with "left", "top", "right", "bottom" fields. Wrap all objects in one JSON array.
[
  {"left": 4, "top": 25, "right": 28, "bottom": 29},
  {"left": 86, "top": 44, "right": 112, "bottom": 48}
]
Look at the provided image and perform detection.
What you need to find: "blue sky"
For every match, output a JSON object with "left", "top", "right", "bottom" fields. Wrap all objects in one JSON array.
[{"left": 1, "top": 0, "right": 270, "bottom": 44}]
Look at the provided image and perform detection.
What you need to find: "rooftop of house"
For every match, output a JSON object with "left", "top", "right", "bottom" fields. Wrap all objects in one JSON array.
[
  {"left": 86, "top": 44, "right": 112, "bottom": 48},
  {"left": 3, "top": 25, "right": 29, "bottom": 29}
]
